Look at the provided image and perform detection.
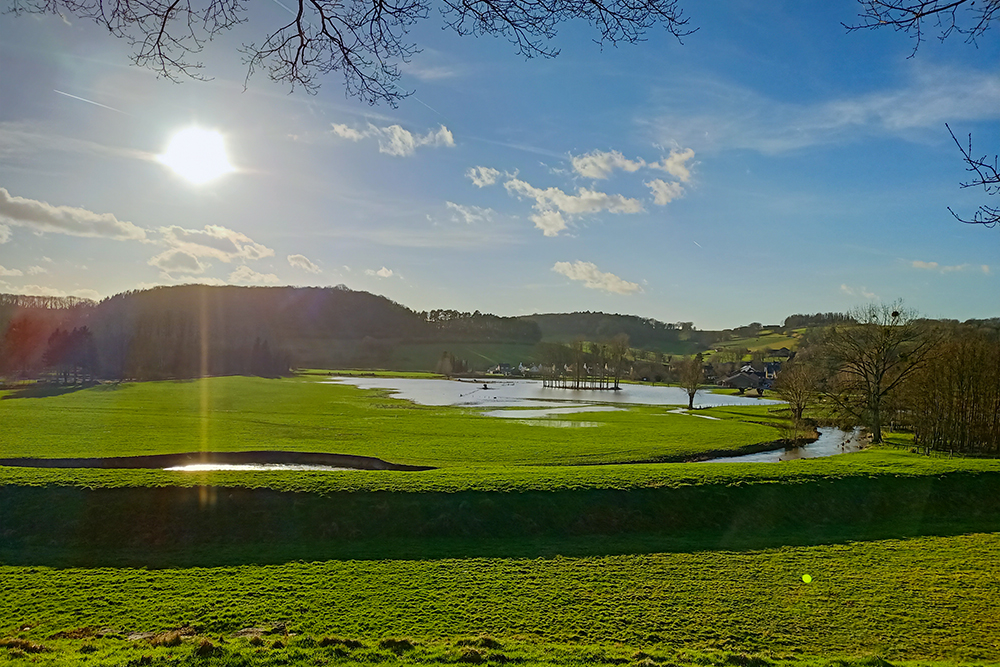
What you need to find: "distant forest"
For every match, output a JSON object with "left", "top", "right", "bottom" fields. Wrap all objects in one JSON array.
[
  {"left": 3, "top": 286, "right": 998, "bottom": 382},
  {"left": 0, "top": 286, "right": 542, "bottom": 380}
]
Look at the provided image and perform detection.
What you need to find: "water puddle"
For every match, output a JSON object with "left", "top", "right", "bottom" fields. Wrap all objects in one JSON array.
[
  {"left": 666, "top": 408, "right": 721, "bottom": 420},
  {"left": 164, "top": 463, "right": 357, "bottom": 472},
  {"left": 481, "top": 405, "right": 625, "bottom": 419},
  {"left": 705, "top": 427, "right": 865, "bottom": 463},
  {"left": 328, "top": 377, "right": 781, "bottom": 409},
  {"left": 509, "top": 420, "right": 604, "bottom": 428}
]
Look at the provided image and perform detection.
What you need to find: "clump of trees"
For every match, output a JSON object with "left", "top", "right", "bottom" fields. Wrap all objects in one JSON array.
[
  {"left": 782, "top": 302, "right": 1000, "bottom": 455},
  {"left": 906, "top": 328, "right": 1000, "bottom": 455},
  {"left": 43, "top": 327, "right": 98, "bottom": 383},
  {"left": 819, "top": 302, "right": 937, "bottom": 444},
  {"left": 537, "top": 333, "right": 632, "bottom": 389}
]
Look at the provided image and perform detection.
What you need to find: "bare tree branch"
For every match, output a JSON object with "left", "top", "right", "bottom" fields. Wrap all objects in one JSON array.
[
  {"left": 946, "top": 123, "right": 1000, "bottom": 228},
  {"left": 846, "top": 1, "right": 999, "bottom": 231},
  {"left": 7, "top": 0, "right": 693, "bottom": 105},
  {"left": 845, "top": 0, "right": 999, "bottom": 55}
]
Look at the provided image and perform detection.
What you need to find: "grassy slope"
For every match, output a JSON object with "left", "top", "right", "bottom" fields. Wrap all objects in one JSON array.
[
  {"left": 0, "top": 376, "right": 780, "bottom": 466},
  {"left": 710, "top": 330, "right": 802, "bottom": 356}
]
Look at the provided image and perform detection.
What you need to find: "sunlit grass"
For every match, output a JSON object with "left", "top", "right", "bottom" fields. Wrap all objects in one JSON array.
[
  {"left": 0, "top": 375, "right": 781, "bottom": 466},
  {"left": 2, "top": 533, "right": 998, "bottom": 664}
]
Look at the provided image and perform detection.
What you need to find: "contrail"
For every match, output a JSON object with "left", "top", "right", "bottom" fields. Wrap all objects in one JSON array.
[
  {"left": 268, "top": 0, "right": 296, "bottom": 15},
  {"left": 412, "top": 95, "right": 451, "bottom": 123},
  {"left": 693, "top": 240, "right": 703, "bottom": 248},
  {"left": 53, "top": 90, "right": 127, "bottom": 114}
]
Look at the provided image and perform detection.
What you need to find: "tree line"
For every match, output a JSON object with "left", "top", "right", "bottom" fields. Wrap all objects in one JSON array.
[
  {"left": 773, "top": 303, "right": 1000, "bottom": 456},
  {"left": 0, "top": 285, "right": 542, "bottom": 381}
]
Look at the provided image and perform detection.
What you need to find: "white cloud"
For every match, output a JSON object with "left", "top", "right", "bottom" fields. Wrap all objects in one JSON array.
[
  {"left": 648, "top": 148, "right": 695, "bottom": 182},
  {"left": 331, "top": 122, "right": 455, "bottom": 157},
  {"left": 288, "top": 253, "right": 322, "bottom": 274},
  {"left": 646, "top": 179, "right": 685, "bottom": 205},
  {"left": 648, "top": 66, "right": 1000, "bottom": 154},
  {"left": 446, "top": 202, "right": 495, "bottom": 225},
  {"left": 505, "top": 179, "right": 644, "bottom": 216},
  {"left": 379, "top": 124, "right": 454, "bottom": 156},
  {"left": 911, "top": 260, "right": 990, "bottom": 274},
  {"left": 0, "top": 187, "right": 147, "bottom": 240},
  {"left": 571, "top": 150, "right": 645, "bottom": 179},
  {"left": 6, "top": 284, "right": 100, "bottom": 300},
  {"left": 504, "top": 178, "right": 643, "bottom": 236},
  {"left": 229, "top": 265, "right": 281, "bottom": 285},
  {"left": 365, "top": 266, "right": 395, "bottom": 278},
  {"left": 331, "top": 124, "right": 367, "bottom": 141},
  {"left": 400, "top": 61, "right": 468, "bottom": 81},
  {"left": 159, "top": 224, "right": 274, "bottom": 262},
  {"left": 0, "top": 265, "right": 23, "bottom": 276},
  {"left": 26, "top": 265, "right": 48, "bottom": 275},
  {"left": 552, "top": 261, "right": 642, "bottom": 295},
  {"left": 0, "top": 223, "right": 9, "bottom": 243},
  {"left": 467, "top": 166, "right": 501, "bottom": 188},
  {"left": 531, "top": 210, "right": 568, "bottom": 237},
  {"left": 842, "top": 284, "right": 878, "bottom": 299},
  {"left": 148, "top": 248, "right": 208, "bottom": 274}
]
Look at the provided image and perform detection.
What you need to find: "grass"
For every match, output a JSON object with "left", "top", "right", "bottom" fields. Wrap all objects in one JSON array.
[
  {"left": 0, "top": 375, "right": 782, "bottom": 466},
  {"left": 710, "top": 331, "right": 802, "bottom": 356},
  {"left": 1, "top": 533, "right": 999, "bottom": 664},
  {"left": 3, "top": 374, "right": 1000, "bottom": 665}
]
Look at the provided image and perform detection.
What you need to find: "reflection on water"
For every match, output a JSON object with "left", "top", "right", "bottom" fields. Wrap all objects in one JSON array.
[
  {"left": 329, "top": 377, "right": 781, "bottom": 409},
  {"left": 165, "top": 463, "right": 356, "bottom": 472},
  {"left": 705, "top": 427, "right": 865, "bottom": 463},
  {"left": 509, "top": 420, "right": 604, "bottom": 428},
  {"left": 481, "top": 405, "right": 625, "bottom": 418}
]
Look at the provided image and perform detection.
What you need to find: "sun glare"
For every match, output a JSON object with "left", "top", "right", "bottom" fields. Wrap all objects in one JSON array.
[{"left": 158, "top": 127, "right": 235, "bottom": 185}]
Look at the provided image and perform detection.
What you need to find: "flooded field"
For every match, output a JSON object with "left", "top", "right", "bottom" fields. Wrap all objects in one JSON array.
[{"left": 329, "top": 376, "right": 781, "bottom": 409}]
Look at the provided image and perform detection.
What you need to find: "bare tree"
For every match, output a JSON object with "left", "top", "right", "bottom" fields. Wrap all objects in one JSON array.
[
  {"left": 846, "top": 0, "right": 999, "bottom": 229},
  {"left": 676, "top": 354, "right": 703, "bottom": 410},
  {"left": 570, "top": 337, "right": 585, "bottom": 390},
  {"left": 8, "top": 0, "right": 694, "bottom": 105},
  {"left": 821, "top": 302, "right": 937, "bottom": 444},
  {"left": 608, "top": 333, "right": 630, "bottom": 390},
  {"left": 772, "top": 360, "right": 823, "bottom": 422}
]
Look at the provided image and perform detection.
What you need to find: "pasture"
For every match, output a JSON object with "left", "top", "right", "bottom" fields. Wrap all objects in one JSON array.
[{"left": 2, "top": 374, "right": 998, "bottom": 666}]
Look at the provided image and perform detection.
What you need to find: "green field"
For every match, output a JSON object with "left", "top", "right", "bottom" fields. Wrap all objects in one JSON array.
[
  {"left": 710, "top": 330, "right": 802, "bottom": 357},
  {"left": 2, "top": 375, "right": 998, "bottom": 666},
  {"left": 0, "top": 375, "right": 782, "bottom": 465},
  {"left": 3, "top": 533, "right": 999, "bottom": 665}
]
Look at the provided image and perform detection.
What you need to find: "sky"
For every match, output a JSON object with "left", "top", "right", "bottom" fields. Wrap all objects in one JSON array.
[{"left": 0, "top": 1, "right": 997, "bottom": 330}]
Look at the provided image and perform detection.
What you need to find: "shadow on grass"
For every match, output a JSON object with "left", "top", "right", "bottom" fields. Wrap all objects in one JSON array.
[
  {"left": 2, "top": 475, "right": 1000, "bottom": 568},
  {"left": 0, "top": 382, "right": 106, "bottom": 400},
  {"left": 3, "top": 520, "right": 998, "bottom": 569}
]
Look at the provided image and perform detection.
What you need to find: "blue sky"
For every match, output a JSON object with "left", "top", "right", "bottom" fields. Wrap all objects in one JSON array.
[{"left": 0, "top": 1, "right": 997, "bottom": 329}]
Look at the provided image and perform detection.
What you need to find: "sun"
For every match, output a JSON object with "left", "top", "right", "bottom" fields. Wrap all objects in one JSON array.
[{"left": 158, "top": 127, "right": 235, "bottom": 185}]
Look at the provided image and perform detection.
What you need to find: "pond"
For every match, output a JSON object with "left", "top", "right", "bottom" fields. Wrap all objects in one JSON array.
[{"left": 328, "top": 377, "right": 782, "bottom": 409}]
